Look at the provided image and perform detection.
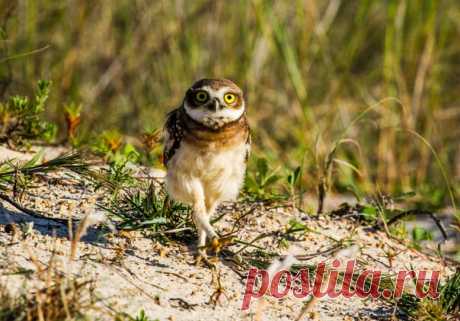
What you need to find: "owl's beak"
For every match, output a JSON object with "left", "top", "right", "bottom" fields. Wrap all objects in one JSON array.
[{"left": 207, "top": 98, "right": 220, "bottom": 112}]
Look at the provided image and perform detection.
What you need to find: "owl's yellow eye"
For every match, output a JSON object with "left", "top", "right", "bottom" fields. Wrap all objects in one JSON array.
[
  {"left": 195, "top": 91, "right": 208, "bottom": 103},
  {"left": 224, "top": 93, "right": 237, "bottom": 104}
]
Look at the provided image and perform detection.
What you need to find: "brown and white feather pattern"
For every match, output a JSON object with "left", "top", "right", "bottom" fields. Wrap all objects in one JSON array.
[
  {"left": 163, "top": 108, "right": 185, "bottom": 167},
  {"left": 163, "top": 107, "right": 250, "bottom": 168},
  {"left": 162, "top": 78, "right": 250, "bottom": 254}
]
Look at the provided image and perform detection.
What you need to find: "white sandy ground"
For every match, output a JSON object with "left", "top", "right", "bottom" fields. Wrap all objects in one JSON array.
[{"left": 0, "top": 146, "right": 457, "bottom": 321}]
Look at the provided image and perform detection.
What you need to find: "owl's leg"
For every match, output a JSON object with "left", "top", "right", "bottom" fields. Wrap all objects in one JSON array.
[
  {"left": 195, "top": 225, "right": 213, "bottom": 267},
  {"left": 199, "top": 215, "right": 218, "bottom": 239},
  {"left": 196, "top": 213, "right": 219, "bottom": 264},
  {"left": 190, "top": 182, "right": 217, "bottom": 266},
  {"left": 193, "top": 212, "right": 215, "bottom": 267},
  {"left": 205, "top": 201, "right": 233, "bottom": 254},
  {"left": 192, "top": 203, "right": 209, "bottom": 261},
  {"left": 198, "top": 229, "right": 207, "bottom": 250}
]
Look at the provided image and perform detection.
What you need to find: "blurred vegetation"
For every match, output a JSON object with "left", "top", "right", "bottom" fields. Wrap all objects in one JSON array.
[{"left": 0, "top": 0, "right": 459, "bottom": 206}]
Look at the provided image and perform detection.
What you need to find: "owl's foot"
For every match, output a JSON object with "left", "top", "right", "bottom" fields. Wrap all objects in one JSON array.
[
  {"left": 195, "top": 250, "right": 218, "bottom": 268},
  {"left": 208, "top": 268, "right": 228, "bottom": 306},
  {"left": 209, "top": 236, "right": 234, "bottom": 254}
]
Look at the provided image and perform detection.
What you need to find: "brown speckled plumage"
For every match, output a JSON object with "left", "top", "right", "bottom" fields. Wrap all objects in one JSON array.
[{"left": 163, "top": 107, "right": 250, "bottom": 167}]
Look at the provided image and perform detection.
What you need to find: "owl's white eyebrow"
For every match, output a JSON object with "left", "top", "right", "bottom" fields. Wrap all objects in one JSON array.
[{"left": 198, "top": 86, "right": 237, "bottom": 100}]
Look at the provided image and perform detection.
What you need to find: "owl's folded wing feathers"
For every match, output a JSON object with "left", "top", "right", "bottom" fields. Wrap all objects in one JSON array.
[
  {"left": 163, "top": 108, "right": 184, "bottom": 167},
  {"left": 245, "top": 125, "right": 251, "bottom": 162}
]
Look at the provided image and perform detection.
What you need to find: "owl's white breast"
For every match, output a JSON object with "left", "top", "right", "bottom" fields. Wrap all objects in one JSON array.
[{"left": 165, "top": 141, "right": 248, "bottom": 206}]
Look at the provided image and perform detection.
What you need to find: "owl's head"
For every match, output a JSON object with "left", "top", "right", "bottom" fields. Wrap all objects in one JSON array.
[{"left": 183, "top": 78, "right": 245, "bottom": 129}]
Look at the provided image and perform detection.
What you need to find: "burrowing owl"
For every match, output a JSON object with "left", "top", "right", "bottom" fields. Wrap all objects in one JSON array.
[{"left": 163, "top": 78, "right": 250, "bottom": 262}]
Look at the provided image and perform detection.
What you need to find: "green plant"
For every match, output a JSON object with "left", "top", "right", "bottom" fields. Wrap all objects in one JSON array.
[
  {"left": 133, "top": 310, "right": 157, "bottom": 321},
  {"left": 285, "top": 165, "right": 303, "bottom": 206},
  {"left": 0, "top": 80, "right": 56, "bottom": 146},
  {"left": 278, "top": 218, "right": 315, "bottom": 248},
  {"left": 95, "top": 160, "right": 136, "bottom": 199},
  {"left": 114, "top": 309, "right": 159, "bottom": 321},
  {"left": 91, "top": 130, "right": 142, "bottom": 166},
  {"left": 398, "top": 269, "right": 460, "bottom": 320},
  {"left": 0, "top": 152, "right": 88, "bottom": 192},
  {"left": 92, "top": 130, "right": 123, "bottom": 156},
  {"left": 140, "top": 128, "right": 162, "bottom": 166},
  {"left": 389, "top": 222, "right": 408, "bottom": 240},
  {"left": 244, "top": 156, "right": 284, "bottom": 201},
  {"left": 101, "top": 181, "right": 192, "bottom": 240},
  {"left": 64, "top": 102, "right": 82, "bottom": 142},
  {"left": 411, "top": 226, "right": 433, "bottom": 250},
  {"left": 440, "top": 269, "right": 460, "bottom": 314}
]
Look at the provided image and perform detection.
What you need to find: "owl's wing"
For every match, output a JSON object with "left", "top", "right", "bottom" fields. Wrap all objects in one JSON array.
[
  {"left": 163, "top": 108, "right": 184, "bottom": 167},
  {"left": 245, "top": 121, "right": 251, "bottom": 163}
]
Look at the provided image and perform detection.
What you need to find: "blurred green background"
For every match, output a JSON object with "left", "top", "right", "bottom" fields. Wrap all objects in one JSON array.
[{"left": 1, "top": 0, "right": 459, "bottom": 204}]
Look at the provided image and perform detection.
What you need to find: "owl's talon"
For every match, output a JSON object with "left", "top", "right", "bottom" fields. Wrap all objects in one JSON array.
[
  {"left": 210, "top": 238, "right": 220, "bottom": 253},
  {"left": 209, "top": 236, "right": 234, "bottom": 254},
  {"left": 208, "top": 268, "right": 227, "bottom": 306},
  {"left": 195, "top": 251, "right": 217, "bottom": 268}
]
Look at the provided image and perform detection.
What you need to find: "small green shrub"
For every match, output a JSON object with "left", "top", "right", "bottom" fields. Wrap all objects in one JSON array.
[
  {"left": 398, "top": 269, "right": 460, "bottom": 320},
  {"left": 101, "top": 180, "right": 192, "bottom": 240},
  {"left": 244, "top": 156, "right": 284, "bottom": 201},
  {"left": 0, "top": 80, "right": 56, "bottom": 146}
]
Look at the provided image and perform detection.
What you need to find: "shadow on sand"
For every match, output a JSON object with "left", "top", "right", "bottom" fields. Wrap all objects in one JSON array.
[{"left": 0, "top": 204, "right": 107, "bottom": 244}]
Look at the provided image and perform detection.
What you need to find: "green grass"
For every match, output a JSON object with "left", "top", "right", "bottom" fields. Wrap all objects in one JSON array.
[
  {"left": 101, "top": 180, "right": 192, "bottom": 236},
  {"left": 94, "top": 161, "right": 193, "bottom": 241},
  {"left": 398, "top": 269, "right": 460, "bottom": 320},
  {"left": 115, "top": 310, "right": 159, "bottom": 321}
]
